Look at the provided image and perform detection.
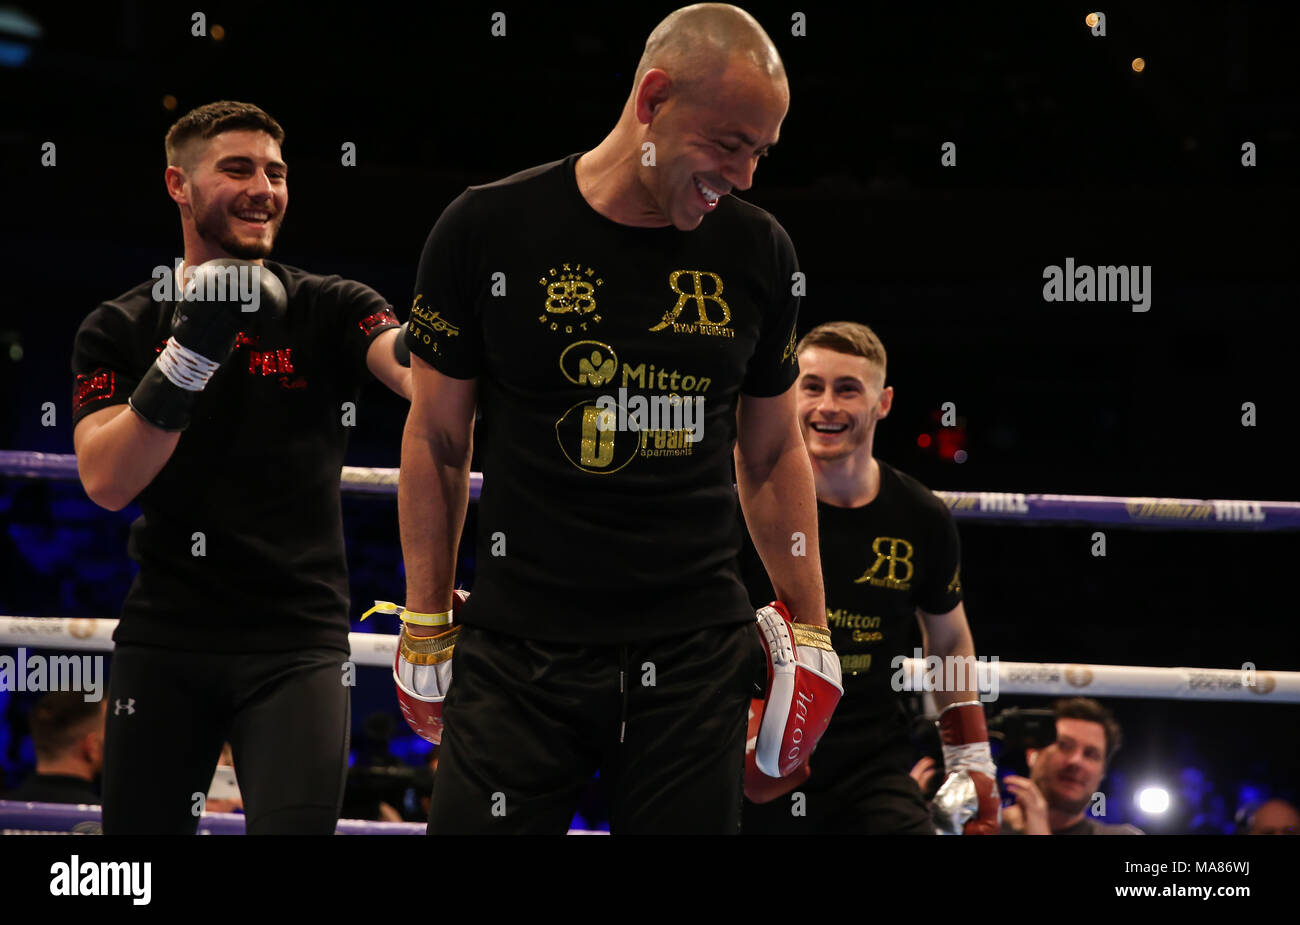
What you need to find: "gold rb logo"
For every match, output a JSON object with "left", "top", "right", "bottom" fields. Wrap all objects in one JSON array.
[
  {"left": 853, "top": 537, "right": 915, "bottom": 590},
  {"left": 649, "top": 270, "right": 731, "bottom": 331}
]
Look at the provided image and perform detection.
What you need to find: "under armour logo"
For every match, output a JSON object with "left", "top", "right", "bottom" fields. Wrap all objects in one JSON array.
[{"left": 114, "top": 698, "right": 135, "bottom": 715}]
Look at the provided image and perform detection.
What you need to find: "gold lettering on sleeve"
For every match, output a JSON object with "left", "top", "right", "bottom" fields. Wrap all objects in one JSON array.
[{"left": 408, "top": 294, "right": 462, "bottom": 349}]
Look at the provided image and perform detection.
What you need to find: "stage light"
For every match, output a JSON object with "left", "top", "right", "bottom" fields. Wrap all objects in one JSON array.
[
  {"left": 1137, "top": 786, "right": 1170, "bottom": 814},
  {"left": 0, "top": 7, "right": 41, "bottom": 68}
]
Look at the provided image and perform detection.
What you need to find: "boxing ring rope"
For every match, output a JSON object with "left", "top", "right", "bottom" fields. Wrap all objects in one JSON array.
[
  {"left": 3, "top": 450, "right": 1299, "bottom": 529},
  {"left": 0, "top": 796, "right": 609, "bottom": 835},
  {"left": 0, "top": 800, "right": 427, "bottom": 835},
  {"left": 1, "top": 616, "right": 1296, "bottom": 702},
  {"left": 0, "top": 450, "right": 485, "bottom": 501}
]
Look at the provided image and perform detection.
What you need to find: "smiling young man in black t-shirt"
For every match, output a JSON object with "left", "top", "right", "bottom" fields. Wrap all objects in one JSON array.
[
  {"left": 395, "top": 6, "right": 840, "bottom": 834},
  {"left": 740, "top": 321, "right": 1001, "bottom": 835},
  {"left": 70, "top": 101, "right": 411, "bottom": 834}
]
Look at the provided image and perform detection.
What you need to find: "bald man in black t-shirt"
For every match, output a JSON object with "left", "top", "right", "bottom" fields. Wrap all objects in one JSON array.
[
  {"left": 71, "top": 101, "right": 411, "bottom": 834},
  {"left": 741, "top": 321, "right": 1000, "bottom": 835},
  {"left": 397, "top": 6, "right": 836, "bottom": 834}
]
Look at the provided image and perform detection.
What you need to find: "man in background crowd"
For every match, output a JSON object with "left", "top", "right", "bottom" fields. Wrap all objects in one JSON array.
[
  {"left": 1001, "top": 697, "right": 1143, "bottom": 835},
  {"left": 2, "top": 691, "right": 106, "bottom": 805}
]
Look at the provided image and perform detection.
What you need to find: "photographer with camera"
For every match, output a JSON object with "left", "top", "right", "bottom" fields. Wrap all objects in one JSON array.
[{"left": 992, "top": 698, "right": 1143, "bottom": 835}]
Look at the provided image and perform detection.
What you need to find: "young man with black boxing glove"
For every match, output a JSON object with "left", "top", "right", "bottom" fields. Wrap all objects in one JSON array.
[{"left": 71, "top": 101, "right": 411, "bottom": 834}]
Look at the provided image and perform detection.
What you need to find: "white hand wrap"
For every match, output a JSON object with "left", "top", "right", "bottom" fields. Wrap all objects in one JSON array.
[
  {"left": 155, "top": 337, "right": 221, "bottom": 391},
  {"left": 940, "top": 741, "right": 997, "bottom": 779}
]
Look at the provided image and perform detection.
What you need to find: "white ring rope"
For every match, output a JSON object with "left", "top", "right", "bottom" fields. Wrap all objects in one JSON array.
[
  {"left": 2, "top": 451, "right": 1298, "bottom": 528},
  {"left": 1, "top": 616, "right": 1296, "bottom": 703}
]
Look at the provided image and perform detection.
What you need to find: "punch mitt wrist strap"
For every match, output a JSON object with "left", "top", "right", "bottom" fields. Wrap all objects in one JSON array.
[{"left": 361, "top": 600, "right": 454, "bottom": 628}]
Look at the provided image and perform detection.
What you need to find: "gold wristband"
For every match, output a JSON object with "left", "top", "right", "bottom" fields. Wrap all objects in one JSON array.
[
  {"left": 399, "top": 626, "right": 460, "bottom": 665},
  {"left": 791, "top": 623, "right": 834, "bottom": 651}
]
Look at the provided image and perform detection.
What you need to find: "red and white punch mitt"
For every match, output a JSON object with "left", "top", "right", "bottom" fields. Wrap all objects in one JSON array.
[
  {"left": 931, "top": 700, "right": 1001, "bottom": 835},
  {"left": 744, "top": 699, "right": 813, "bottom": 803},
  {"left": 387, "top": 590, "right": 469, "bottom": 745},
  {"left": 749, "top": 601, "right": 843, "bottom": 783}
]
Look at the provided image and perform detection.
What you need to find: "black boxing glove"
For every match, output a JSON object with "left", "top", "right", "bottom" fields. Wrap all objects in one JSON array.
[{"left": 130, "top": 259, "right": 287, "bottom": 431}]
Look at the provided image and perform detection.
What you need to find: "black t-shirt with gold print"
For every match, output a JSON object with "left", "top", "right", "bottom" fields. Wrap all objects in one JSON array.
[
  {"left": 408, "top": 153, "right": 801, "bottom": 644},
  {"left": 740, "top": 459, "right": 963, "bottom": 764}
]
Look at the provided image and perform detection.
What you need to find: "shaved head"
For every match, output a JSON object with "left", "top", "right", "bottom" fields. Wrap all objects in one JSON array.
[
  {"left": 576, "top": 3, "right": 788, "bottom": 229},
  {"left": 633, "top": 4, "right": 787, "bottom": 103}
]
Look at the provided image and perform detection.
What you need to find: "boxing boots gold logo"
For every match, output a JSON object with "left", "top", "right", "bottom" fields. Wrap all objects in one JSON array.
[{"left": 538, "top": 263, "right": 604, "bottom": 333}]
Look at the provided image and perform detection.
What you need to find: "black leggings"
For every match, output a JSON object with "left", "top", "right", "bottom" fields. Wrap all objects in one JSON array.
[{"left": 102, "top": 644, "right": 350, "bottom": 835}]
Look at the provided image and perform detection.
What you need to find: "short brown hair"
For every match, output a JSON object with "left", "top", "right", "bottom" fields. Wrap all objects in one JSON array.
[
  {"left": 797, "top": 321, "right": 887, "bottom": 380},
  {"left": 27, "top": 692, "right": 103, "bottom": 762},
  {"left": 164, "top": 100, "right": 285, "bottom": 168},
  {"left": 1054, "top": 697, "right": 1123, "bottom": 765}
]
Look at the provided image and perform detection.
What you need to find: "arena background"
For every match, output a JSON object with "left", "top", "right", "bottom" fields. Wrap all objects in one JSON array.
[{"left": 1, "top": 1, "right": 1296, "bottom": 833}]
